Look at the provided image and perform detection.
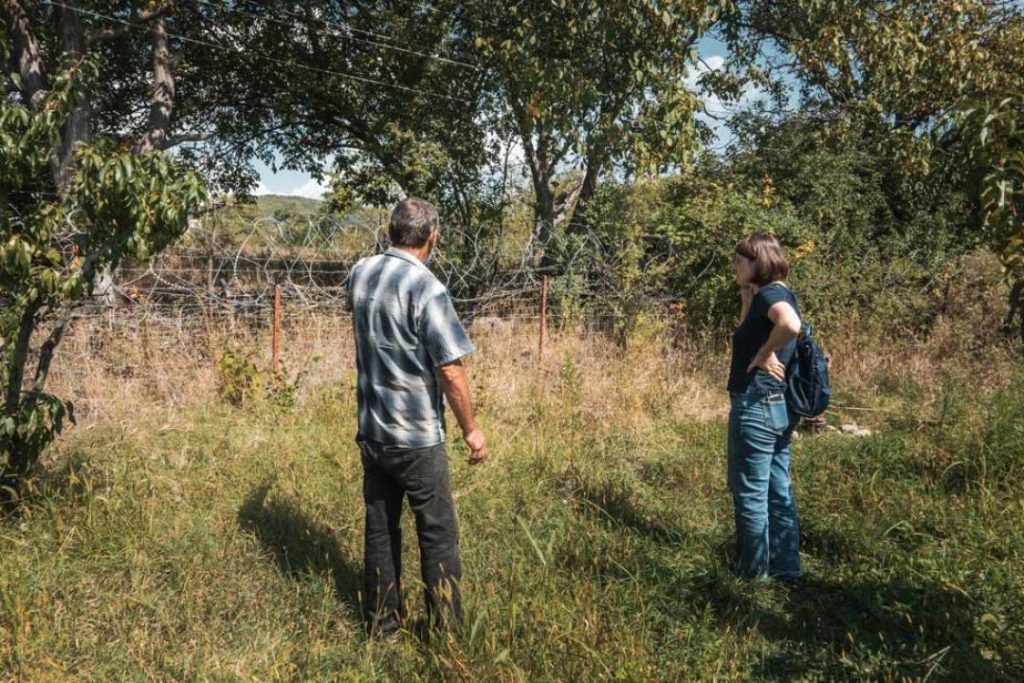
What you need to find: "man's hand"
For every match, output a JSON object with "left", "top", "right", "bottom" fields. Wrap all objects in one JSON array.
[
  {"left": 437, "top": 359, "right": 486, "bottom": 464},
  {"left": 464, "top": 428, "right": 487, "bottom": 465},
  {"left": 748, "top": 350, "right": 785, "bottom": 382}
]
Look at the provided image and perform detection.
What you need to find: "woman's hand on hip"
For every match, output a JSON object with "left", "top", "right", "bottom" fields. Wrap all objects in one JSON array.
[{"left": 748, "top": 350, "right": 786, "bottom": 382}]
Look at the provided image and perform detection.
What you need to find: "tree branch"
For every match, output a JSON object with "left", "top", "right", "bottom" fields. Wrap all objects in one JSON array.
[
  {"left": 26, "top": 241, "right": 108, "bottom": 403},
  {"left": 85, "top": 2, "right": 174, "bottom": 46},
  {"left": 135, "top": 2, "right": 175, "bottom": 23},
  {"left": 4, "top": 303, "right": 38, "bottom": 415},
  {"left": 85, "top": 25, "right": 130, "bottom": 45},
  {"left": 160, "top": 131, "right": 212, "bottom": 149},
  {"left": 553, "top": 178, "right": 583, "bottom": 228},
  {"left": 31, "top": 302, "right": 76, "bottom": 395}
]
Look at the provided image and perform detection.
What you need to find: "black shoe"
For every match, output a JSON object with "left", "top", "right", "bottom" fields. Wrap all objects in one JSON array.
[{"left": 367, "top": 614, "right": 402, "bottom": 638}]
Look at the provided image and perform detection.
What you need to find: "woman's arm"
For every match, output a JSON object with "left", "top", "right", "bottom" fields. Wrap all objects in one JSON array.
[{"left": 747, "top": 301, "right": 801, "bottom": 381}]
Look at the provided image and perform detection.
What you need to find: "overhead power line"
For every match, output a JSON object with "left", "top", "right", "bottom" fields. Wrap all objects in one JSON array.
[
  {"left": 219, "top": 0, "right": 483, "bottom": 71},
  {"left": 43, "top": 0, "right": 473, "bottom": 104}
]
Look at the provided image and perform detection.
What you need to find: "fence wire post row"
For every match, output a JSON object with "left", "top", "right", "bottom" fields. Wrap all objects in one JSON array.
[{"left": 62, "top": 214, "right": 711, "bottom": 398}]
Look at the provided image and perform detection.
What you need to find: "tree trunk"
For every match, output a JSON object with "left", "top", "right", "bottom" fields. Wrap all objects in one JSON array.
[
  {"left": 1, "top": 304, "right": 38, "bottom": 497},
  {"left": 119, "top": 13, "right": 176, "bottom": 303},
  {"left": 3, "top": 306, "right": 36, "bottom": 417},
  {"left": 56, "top": 0, "right": 90, "bottom": 190},
  {"left": 565, "top": 157, "right": 601, "bottom": 236},
  {"left": 53, "top": 1, "right": 120, "bottom": 306},
  {"left": 510, "top": 91, "right": 558, "bottom": 268},
  {"left": 520, "top": 126, "right": 556, "bottom": 268},
  {"left": 534, "top": 181, "right": 555, "bottom": 247},
  {"left": 1, "top": 0, "right": 47, "bottom": 108},
  {"left": 135, "top": 15, "right": 174, "bottom": 154},
  {"left": 92, "top": 266, "right": 117, "bottom": 306}
]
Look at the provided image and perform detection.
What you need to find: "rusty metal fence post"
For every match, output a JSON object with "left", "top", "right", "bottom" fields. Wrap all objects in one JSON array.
[
  {"left": 538, "top": 275, "right": 549, "bottom": 367},
  {"left": 272, "top": 283, "right": 282, "bottom": 374}
]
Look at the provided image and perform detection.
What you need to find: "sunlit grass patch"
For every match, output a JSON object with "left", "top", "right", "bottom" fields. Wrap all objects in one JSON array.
[{"left": 2, "top": 337, "right": 1023, "bottom": 680}]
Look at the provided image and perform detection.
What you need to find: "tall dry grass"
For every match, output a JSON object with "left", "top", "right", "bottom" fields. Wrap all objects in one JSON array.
[{"left": 48, "top": 306, "right": 1019, "bottom": 434}]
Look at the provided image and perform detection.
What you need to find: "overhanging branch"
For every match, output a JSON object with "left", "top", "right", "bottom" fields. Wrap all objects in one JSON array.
[
  {"left": 161, "top": 131, "right": 212, "bottom": 149},
  {"left": 85, "top": 2, "right": 174, "bottom": 46}
]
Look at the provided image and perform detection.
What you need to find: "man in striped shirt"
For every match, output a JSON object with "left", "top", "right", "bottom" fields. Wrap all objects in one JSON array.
[{"left": 347, "top": 197, "right": 486, "bottom": 635}]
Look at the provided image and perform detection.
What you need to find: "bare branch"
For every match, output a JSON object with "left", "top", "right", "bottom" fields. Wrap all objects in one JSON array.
[
  {"left": 161, "top": 131, "right": 212, "bottom": 149},
  {"left": 85, "top": 25, "right": 130, "bottom": 45},
  {"left": 137, "top": 2, "right": 174, "bottom": 23},
  {"left": 31, "top": 303, "right": 76, "bottom": 394},
  {"left": 86, "top": 2, "right": 174, "bottom": 46}
]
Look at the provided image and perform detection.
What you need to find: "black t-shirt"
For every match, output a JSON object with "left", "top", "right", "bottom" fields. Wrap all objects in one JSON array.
[{"left": 727, "top": 282, "right": 800, "bottom": 395}]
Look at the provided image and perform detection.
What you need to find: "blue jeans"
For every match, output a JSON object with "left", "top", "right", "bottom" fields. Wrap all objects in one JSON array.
[{"left": 727, "top": 388, "right": 801, "bottom": 580}]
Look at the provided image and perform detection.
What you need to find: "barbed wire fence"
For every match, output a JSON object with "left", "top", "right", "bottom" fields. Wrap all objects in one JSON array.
[
  {"left": 76, "top": 204, "right": 695, "bottom": 322},
  {"left": 48, "top": 209, "right": 699, "bottom": 421},
  {"left": 38, "top": 207, "right": 998, "bottom": 430}
]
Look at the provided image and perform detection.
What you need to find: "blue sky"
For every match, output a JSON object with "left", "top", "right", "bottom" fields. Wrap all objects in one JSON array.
[
  {"left": 253, "top": 160, "right": 330, "bottom": 198},
  {"left": 255, "top": 33, "right": 741, "bottom": 198}
]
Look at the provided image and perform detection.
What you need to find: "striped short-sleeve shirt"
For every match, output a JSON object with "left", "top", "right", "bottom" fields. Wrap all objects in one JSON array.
[{"left": 346, "top": 248, "right": 475, "bottom": 448}]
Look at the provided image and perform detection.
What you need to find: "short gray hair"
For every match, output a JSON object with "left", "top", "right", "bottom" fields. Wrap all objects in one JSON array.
[{"left": 389, "top": 198, "right": 439, "bottom": 248}]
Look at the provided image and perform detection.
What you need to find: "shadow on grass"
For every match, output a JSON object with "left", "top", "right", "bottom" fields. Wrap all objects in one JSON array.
[
  {"left": 2, "top": 453, "right": 107, "bottom": 516},
  {"left": 798, "top": 517, "right": 873, "bottom": 562},
  {"left": 573, "top": 479, "right": 688, "bottom": 545},
  {"left": 238, "top": 482, "right": 362, "bottom": 617},
  {"left": 686, "top": 565, "right": 997, "bottom": 680}
]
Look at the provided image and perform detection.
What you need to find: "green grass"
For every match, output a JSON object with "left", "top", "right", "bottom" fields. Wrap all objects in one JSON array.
[{"left": 2, "top": 369, "right": 1023, "bottom": 681}]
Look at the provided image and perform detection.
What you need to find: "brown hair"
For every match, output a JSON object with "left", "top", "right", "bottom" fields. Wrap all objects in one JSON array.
[
  {"left": 389, "top": 197, "right": 439, "bottom": 247},
  {"left": 735, "top": 233, "right": 789, "bottom": 285}
]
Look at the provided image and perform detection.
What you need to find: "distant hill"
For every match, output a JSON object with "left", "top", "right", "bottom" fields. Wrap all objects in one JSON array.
[
  {"left": 178, "top": 193, "right": 383, "bottom": 254},
  {"left": 252, "top": 194, "right": 323, "bottom": 217}
]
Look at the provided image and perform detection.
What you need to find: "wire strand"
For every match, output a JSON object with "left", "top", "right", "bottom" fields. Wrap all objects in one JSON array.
[
  {"left": 216, "top": 0, "right": 483, "bottom": 71},
  {"left": 42, "top": 0, "right": 473, "bottom": 104}
]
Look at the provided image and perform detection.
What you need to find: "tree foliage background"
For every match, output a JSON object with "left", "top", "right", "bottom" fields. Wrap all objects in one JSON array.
[
  {"left": 1, "top": 2, "right": 206, "bottom": 497},
  {"left": 3, "top": 0, "right": 1024, "bottom": 493}
]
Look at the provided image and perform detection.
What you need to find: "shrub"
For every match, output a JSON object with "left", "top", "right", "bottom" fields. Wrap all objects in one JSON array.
[
  {"left": 215, "top": 348, "right": 301, "bottom": 409},
  {"left": 939, "top": 372, "right": 1024, "bottom": 492}
]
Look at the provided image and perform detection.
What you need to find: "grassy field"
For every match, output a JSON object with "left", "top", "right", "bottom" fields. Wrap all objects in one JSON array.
[{"left": 2, "top": 324, "right": 1023, "bottom": 681}]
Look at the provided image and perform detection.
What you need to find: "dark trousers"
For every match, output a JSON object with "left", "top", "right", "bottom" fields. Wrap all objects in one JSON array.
[{"left": 358, "top": 439, "right": 462, "bottom": 632}]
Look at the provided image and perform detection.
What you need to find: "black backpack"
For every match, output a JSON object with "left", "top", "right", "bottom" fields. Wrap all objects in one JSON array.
[{"left": 785, "top": 323, "right": 831, "bottom": 418}]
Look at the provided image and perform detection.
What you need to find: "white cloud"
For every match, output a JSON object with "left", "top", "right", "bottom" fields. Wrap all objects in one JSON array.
[
  {"left": 685, "top": 54, "right": 763, "bottom": 116},
  {"left": 254, "top": 180, "right": 272, "bottom": 196},
  {"left": 291, "top": 177, "right": 330, "bottom": 200},
  {"left": 681, "top": 54, "right": 767, "bottom": 153}
]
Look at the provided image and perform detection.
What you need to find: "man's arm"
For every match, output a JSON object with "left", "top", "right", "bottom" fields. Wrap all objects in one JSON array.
[{"left": 437, "top": 359, "right": 487, "bottom": 464}]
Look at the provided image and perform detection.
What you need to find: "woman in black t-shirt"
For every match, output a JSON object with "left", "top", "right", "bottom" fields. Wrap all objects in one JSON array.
[{"left": 726, "top": 233, "right": 803, "bottom": 581}]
